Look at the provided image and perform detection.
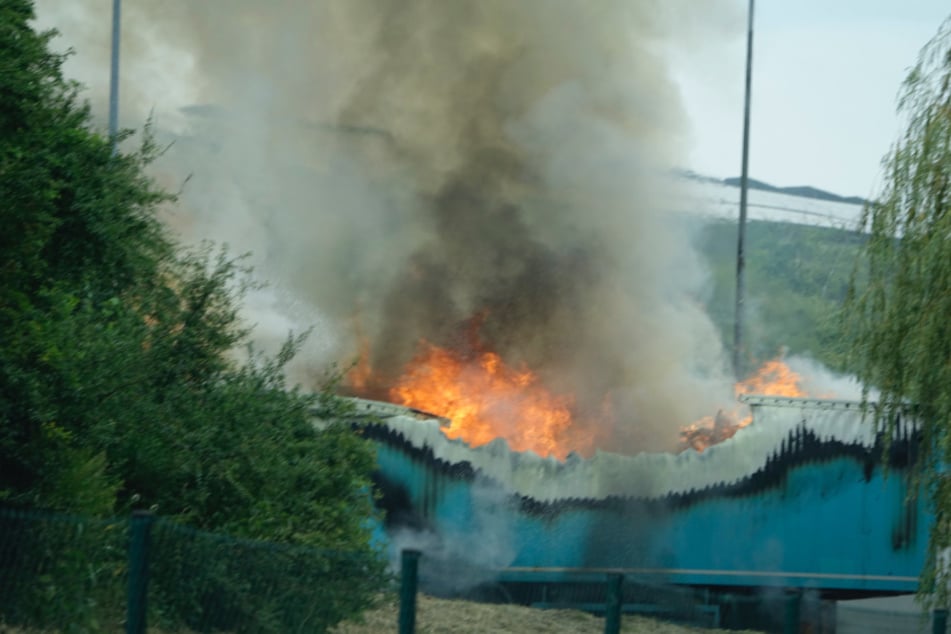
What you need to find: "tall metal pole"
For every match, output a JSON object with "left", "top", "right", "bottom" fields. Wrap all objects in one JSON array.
[
  {"left": 733, "top": 0, "right": 755, "bottom": 379},
  {"left": 108, "top": 0, "right": 121, "bottom": 155}
]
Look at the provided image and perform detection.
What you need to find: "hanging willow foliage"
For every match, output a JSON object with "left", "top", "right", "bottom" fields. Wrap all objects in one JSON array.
[{"left": 845, "top": 16, "right": 951, "bottom": 605}]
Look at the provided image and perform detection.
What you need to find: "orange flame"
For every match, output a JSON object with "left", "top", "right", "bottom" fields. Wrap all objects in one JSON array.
[
  {"left": 389, "top": 341, "right": 597, "bottom": 459},
  {"left": 346, "top": 313, "right": 826, "bottom": 459},
  {"left": 679, "top": 358, "right": 814, "bottom": 452},
  {"left": 734, "top": 358, "right": 809, "bottom": 399}
]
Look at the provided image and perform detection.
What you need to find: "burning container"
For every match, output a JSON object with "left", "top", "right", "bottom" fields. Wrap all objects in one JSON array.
[{"left": 336, "top": 395, "right": 928, "bottom": 603}]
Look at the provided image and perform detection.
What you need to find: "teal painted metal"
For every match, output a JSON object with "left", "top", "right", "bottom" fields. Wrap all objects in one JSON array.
[
  {"left": 370, "top": 425, "right": 929, "bottom": 594},
  {"left": 511, "top": 458, "right": 924, "bottom": 591}
]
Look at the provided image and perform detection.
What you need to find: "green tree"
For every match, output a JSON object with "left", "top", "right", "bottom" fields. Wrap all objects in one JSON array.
[
  {"left": 0, "top": 1, "right": 384, "bottom": 629},
  {"left": 843, "top": 16, "right": 951, "bottom": 604},
  {"left": 0, "top": 0, "right": 172, "bottom": 515},
  {"left": 697, "top": 219, "right": 860, "bottom": 372}
]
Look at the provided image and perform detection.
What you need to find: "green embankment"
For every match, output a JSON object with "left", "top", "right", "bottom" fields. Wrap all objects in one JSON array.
[{"left": 695, "top": 218, "right": 863, "bottom": 373}]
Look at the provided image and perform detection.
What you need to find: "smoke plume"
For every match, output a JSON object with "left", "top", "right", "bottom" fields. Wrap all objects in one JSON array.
[{"left": 34, "top": 0, "right": 742, "bottom": 453}]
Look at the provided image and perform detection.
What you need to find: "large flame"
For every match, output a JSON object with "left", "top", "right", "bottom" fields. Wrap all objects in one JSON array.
[
  {"left": 388, "top": 341, "right": 602, "bottom": 460},
  {"left": 679, "top": 358, "right": 816, "bottom": 452},
  {"left": 733, "top": 358, "right": 809, "bottom": 399},
  {"left": 346, "top": 328, "right": 826, "bottom": 459}
]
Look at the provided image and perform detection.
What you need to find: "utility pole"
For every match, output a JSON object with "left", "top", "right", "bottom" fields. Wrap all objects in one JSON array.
[
  {"left": 733, "top": 0, "right": 755, "bottom": 380},
  {"left": 108, "top": 0, "right": 121, "bottom": 155}
]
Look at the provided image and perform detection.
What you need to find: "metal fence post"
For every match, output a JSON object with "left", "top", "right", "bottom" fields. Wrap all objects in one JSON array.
[
  {"left": 399, "top": 549, "right": 421, "bottom": 634},
  {"left": 933, "top": 608, "right": 948, "bottom": 634},
  {"left": 783, "top": 588, "right": 801, "bottom": 634},
  {"left": 604, "top": 572, "right": 623, "bottom": 634},
  {"left": 126, "top": 510, "right": 154, "bottom": 634}
]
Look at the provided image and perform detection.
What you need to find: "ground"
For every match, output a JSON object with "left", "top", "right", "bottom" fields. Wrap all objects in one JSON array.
[{"left": 331, "top": 595, "right": 763, "bottom": 633}]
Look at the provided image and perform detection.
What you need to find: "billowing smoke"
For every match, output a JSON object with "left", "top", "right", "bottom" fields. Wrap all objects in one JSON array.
[{"left": 34, "top": 0, "right": 743, "bottom": 453}]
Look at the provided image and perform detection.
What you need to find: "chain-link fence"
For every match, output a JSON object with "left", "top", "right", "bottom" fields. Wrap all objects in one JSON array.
[
  {"left": 0, "top": 505, "right": 385, "bottom": 633},
  {"left": 147, "top": 514, "right": 384, "bottom": 632},
  {"left": 0, "top": 505, "right": 128, "bottom": 631}
]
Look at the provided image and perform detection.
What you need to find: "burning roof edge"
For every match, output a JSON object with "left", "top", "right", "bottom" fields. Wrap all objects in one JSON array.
[{"left": 320, "top": 396, "right": 891, "bottom": 503}]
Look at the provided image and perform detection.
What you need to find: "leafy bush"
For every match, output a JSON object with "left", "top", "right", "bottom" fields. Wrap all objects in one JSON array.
[
  {"left": 0, "top": 1, "right": 385, "bottom": 629},
  {"left": 0, "top": 507, "right": 126, "bottom": 632},
  {"left": 149, "top": 518, "right": 386, "bottom": 633}
]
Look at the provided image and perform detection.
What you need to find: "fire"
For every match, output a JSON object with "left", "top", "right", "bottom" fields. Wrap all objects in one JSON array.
[
  {"left": 389, "top": 341, "right": 597, "bottom": 460},
  {"left": 679, "top": 358, "right": 813, "bottom": 452},
  {"left": 345, "top": 319, "right": 824, "bottom": 458},
  {"left": 734, "top": 358, "right": 809, "bottom": 399}
]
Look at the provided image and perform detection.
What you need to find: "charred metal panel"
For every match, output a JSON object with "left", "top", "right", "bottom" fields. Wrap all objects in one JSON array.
[{"left": 355, "top": 400, "right": 929, "bottom": 593}]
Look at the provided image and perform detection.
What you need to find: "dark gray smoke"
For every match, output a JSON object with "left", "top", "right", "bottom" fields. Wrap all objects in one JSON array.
[{"left": 34, "top": 0, "right": 743, "bottom": 453}]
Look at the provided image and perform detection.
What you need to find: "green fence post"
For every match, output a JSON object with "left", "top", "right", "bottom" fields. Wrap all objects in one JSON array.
[
  {"left": 933, "top": 608, "right": 948, "bottom": 634},
  {"left": 399, "top": 549, "right": 421, "bottom": 634},
  {"left": 604, "top": 572, "right": 623, "bottom": 634},
  {"left": 126, "top": 510, "right": 154, "bottom": 634},
  {"left": 783, "top": 589, "right": 801, "bottom": 634}
]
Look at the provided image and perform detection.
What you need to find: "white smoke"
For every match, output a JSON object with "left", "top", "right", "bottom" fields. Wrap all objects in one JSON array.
[
  {"left": 385, "top": 478, "right": 517, "bottom": 595},
  {"left": 785, "top": 355, "right": 872, "bottom": 403},
  {"left": 33, "top": 0, "right": 748, "bottom": 452}
]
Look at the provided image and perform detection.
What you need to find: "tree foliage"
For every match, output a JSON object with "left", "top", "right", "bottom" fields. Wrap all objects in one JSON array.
[
  {"left": 698, "top": 219, "right": 860, "bottom": 372},
  {"left": 0, "top": 1, "right": 384, "bottom": 628},
  {"left": 844, "top": 16, "right": 951, "bottom": 604}
]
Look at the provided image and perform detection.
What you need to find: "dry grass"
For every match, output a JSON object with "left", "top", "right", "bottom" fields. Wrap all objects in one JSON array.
[
  {"left": 332, "top": 594, "right": 763, "bottom": 634},
  {"left": 0, "top": 597, "right": 763, "bottom": 633}
]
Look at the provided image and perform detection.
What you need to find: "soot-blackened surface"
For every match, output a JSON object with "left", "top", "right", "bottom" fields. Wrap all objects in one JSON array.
[{"left": 362, "top": 419, "right": 920, "bottom": 530}]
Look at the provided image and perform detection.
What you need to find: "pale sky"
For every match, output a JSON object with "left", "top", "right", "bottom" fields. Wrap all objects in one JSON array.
[
  {"left": 676, "top": 0, "right": 950, "bottom": 199},
  {"left": 33, "top": 1, "right": 950, "bottom": 201}
]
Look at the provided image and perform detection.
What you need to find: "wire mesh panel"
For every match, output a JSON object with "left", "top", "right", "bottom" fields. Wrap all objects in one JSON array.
[
  {"left": 0, "top": 507, "right": 386, "bottom": 633},
  {"left": 147, "top": 518, "right": 385, "bottom": 633},
  {"left": 0, "top": 506, "right": 128, "bottom": 631}
]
